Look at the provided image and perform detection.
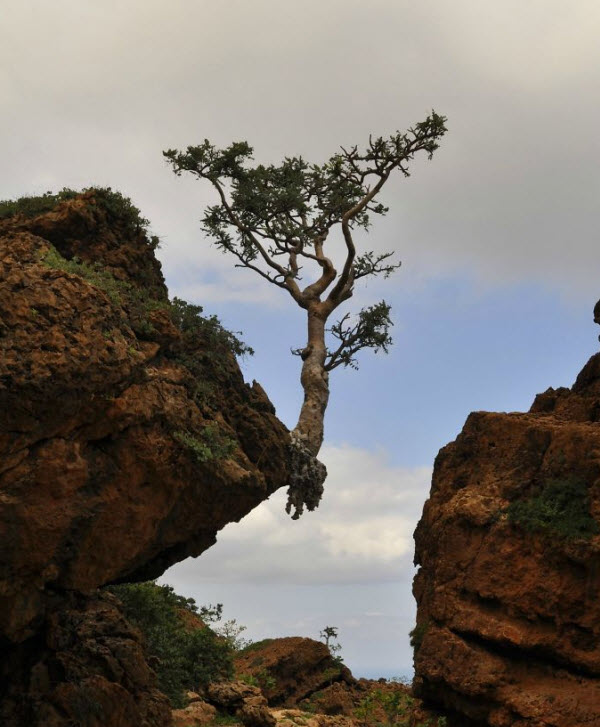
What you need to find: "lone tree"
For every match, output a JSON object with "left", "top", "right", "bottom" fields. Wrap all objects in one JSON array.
[{"left": 164, "top": 111, "right": 446, "bottom": 517}]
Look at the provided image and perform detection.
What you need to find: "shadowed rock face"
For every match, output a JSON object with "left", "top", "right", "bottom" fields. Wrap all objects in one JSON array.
[
  {"left": 234, "top": 637, "right": 355, "bottom": 707},
  {"left": 413, "top": 352, "right": 600, "bottom": 726},
  {"left": 0, "top": 192, "right": 290, "bottom": 725}
]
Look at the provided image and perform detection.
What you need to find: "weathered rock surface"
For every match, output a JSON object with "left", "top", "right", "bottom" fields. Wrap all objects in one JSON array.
[
  {"left": 172, "top": 695, "right": 217, "bottom": 726},
  {"left": 205, "top": 680, "right": 276, "bottom": 727},
  {"left": 234, "top": 637, "right": 355, "bottom": 707},
  {"left": 0, "top": 591, "right": 171, "bottom": 727},
  {"left": 0, "top": 191, "right": 290, "bottom": 725},
  {"left": 272, "top": 708, "right": 355, "bottom": 727},
  {"left": 413, "top": 351, "right": 600, "bottom": 726}
]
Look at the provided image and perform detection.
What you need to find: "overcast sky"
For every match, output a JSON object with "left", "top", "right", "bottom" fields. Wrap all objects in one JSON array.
[{"left": 3, "top": 0, "right": 600, "bottom": 678}]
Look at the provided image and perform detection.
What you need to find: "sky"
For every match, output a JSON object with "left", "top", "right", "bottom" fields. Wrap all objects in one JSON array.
[{"left": 2, "top": 0, "right": 600, "bottom": 678}]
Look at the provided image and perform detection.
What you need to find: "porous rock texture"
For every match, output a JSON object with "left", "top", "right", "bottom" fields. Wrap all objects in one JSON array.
[
  {"left": 0, "top": 192, "right": 290, "bottom": 725},
  {"left": 413, "top": 351, "right": 600, "bottom": 726},
  {"left": 233, "top": 637, "right": 355, "bottom": 707},
  {"left": 233, "top": 637, "right": 442, "bottom": 725}
]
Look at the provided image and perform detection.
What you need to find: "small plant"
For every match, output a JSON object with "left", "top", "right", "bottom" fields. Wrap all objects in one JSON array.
[
  {"left": 41, "top": 246, "right": 128, "bottom": 305},
  {"left": 409, "top": 622, "right": 428, "bottom": 654},
  {"left": 238, "top": 669, "right": 277, "bottom": 691},
  {"left": 216, "top": 618, "right": 253, "bottom": 651},
  {"left": 354, "top": 692, "right": 376, "bottom": 727},
  {"left": 173, "top": 424, "right": 236, "bottom": 463},
  {"left": 169, "top": 297, "right": 253, "bottom": 358},
  {"left": 238, "top": 639, "right": 274, "bottom": 654},
  {"left": 355, "top": 684, "right": 447, "bottom": 727},
  {"left": 506, "top": 477, "right": 599, "bottom": 541}
]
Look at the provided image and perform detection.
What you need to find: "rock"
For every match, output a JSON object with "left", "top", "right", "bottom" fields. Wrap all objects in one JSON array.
[
  {"left": 0, "top": 191, "right": 290, "bottom": 725},
  {"left": 0, "top": 591, "right": 171, "bottom": 727},
  {"left": 234, "top": 638, "right": 354, "bottom": 707},
  {"left": 413, "top": 349, "right": 600, "bottom": 726},
  {"left": 271, "top": 708, "right": 354, "bottom": 727},
  {"left": 205, "top": 680, "right": 263, "bottom": 707},
  {"left": 205, "top": 681, "right": 275, "bottom": 727},
  {"left": 238, "top": 695, "right": 277, "bottom": 727},
  {"left": 172, "top": 699, "right": 217, "bottom": 726}
]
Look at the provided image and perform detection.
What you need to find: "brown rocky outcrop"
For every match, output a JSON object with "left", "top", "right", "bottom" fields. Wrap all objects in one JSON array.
[
  {"left": 413, "top": 350, "right": 600, "bottom": 726},
  {"left": 0, "top": 591, "right": 172, "bottom": 727},
  {"left": 205, "top": 680, "right": 276, "bottom": 727},
  {"left": 0, "top": 191, "right": 290, "bottom": 725},
  {"left": 234, "top": 637, "right": 355, "bottom": 707}
]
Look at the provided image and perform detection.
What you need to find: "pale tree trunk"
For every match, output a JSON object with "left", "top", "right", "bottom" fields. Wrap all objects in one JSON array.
[
  {"left": 286, "top": 304, "right": 330, "bottom": 519},
  {"left": 292, "top": 306, "right": 330, "bottom": 456}
]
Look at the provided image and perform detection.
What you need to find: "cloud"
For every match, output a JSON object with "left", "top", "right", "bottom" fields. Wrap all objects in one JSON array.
[
  {"left": 2, "top": 1, "right": 600, "bottom": 307},
  {"left": 165, "top": 444, "right": 432, "bottom": 586}
]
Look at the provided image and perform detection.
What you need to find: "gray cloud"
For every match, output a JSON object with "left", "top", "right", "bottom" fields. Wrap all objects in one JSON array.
[
  {"left": 164, "top": 445, "right": 431, "bottom": 586},
  {"left": 2, "top": 1, "right": 599, "bottom": 302}
]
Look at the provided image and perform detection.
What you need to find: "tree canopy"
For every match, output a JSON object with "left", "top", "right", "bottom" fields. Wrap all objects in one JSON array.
[{"left": 165, "top": 112, "right": 447, "bottom": 516}]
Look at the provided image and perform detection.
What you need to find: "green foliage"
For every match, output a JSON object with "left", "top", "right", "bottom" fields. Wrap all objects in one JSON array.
[
  {"left": 238, "top": 638, "right": 274, "bottom": 654},
  {"left": 41, "top": 246, "right": 128, "bottom": 305},
  {"left": 214, "top": 715, "right": 241, "bottom": 725},
  {"left": 355, "top": 684, "right": 447, "bottom": 727},
  {"left": 324, "top": 302, "right": 393, "bottom": 371},
  {"left": 163, "top": 113, "right": 446, "bottom": 260},
  {"left": 169, "top": 296, "right": 253, "bottom": 358},
  {"left": 173, "top": 424, "right": 236, "bottom": 463},
  {"left": 0, "top": 188, "right": 80, "bottom": 219},
  {"left": 0, "top": 186, "right": 153, "bottom": 239},
  {"left": 41, "top": 248, "right": 249, "bottom": 361},
  {"left": 506, "top": 477, "right": 599, "bottom": 541},
  {"left": 40, "top": 244, "right": 170, "bottom": 339},
  {"left": 164, "top": 115, "right": 446, "bottom": 381},
  {"left": 354, "top": 691, "right": 377, "bottom": 726},
  {"left": 238, "top": 669, "right": 276, "bottom": 691},
  {"left": 409, "top": 622, "right": 428, "bottom": 654},
  {"left": 106, "top": 582, "right": 234, "bottom": 708},
  {"left": 215, "top": 618, "right": 253, "bottom": 651}
]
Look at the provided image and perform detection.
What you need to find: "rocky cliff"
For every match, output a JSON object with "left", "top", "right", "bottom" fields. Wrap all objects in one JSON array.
[
  {"left": 413, "top": 350, "right": 600, "bottom": 726},
  {"left": 0, "top": 190, "right": 290, "bottom": 726}
]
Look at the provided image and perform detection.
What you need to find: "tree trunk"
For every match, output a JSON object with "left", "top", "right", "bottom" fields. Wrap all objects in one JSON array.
[{"left": 292, "top": 305, "right": 330, "bottom": 456}]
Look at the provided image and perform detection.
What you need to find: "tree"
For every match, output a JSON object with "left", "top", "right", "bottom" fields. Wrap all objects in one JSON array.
[
  {"left": 319, "top": 625, "right": 340, "bottom": 651},
  {"left": 164, "top": 112, "right": 446, "bottom": 517}
]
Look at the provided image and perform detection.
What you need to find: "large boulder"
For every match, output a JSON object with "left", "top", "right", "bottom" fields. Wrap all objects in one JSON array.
[
  {"left": 0, "top": 591, "right": 171, "bottom": 727},
  {"left": 413, "top": 349, "right": 600, "bottom": 726},
  {"left": 234, "top": 637, "right": 355, "bottom": 707},
  {"left": 0, "top": 191, "right": 290, "bottom": 725}
]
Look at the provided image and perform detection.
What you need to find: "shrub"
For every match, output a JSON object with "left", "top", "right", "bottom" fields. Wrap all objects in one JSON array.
[
  {"left": 0, "top": 188, "right": 80, "bottom": 219},
  {"left": 173, "top": 425, "right": 236, "bottom": 463},
  {"left": 41, "top": 246, "right": 128, "bottom": 305},
  {"left": 355, "top": 685, "right": 447, "bottom": 727},
  {"left": 409, "top": 622, "right": 428, "bottom": 654},
  {"left": 506, "top": 477, "right": 599, "bottom": 541},
  {"left": 0, "top": 186, "right": 152, "bottom": 238},
  {"left": 169, "top": 296, "right": 253, "bottom": 358},
  {"left": 106, "top": 582, "right": 234, "bottom": 708}
]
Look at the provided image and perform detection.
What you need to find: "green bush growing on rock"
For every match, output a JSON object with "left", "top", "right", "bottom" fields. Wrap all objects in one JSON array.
[
  {"left": 173, "top": 424, "right": 236, "bottom": 463},
  {"left": 106, "top": 582, "right": 234, "bottom": 708},
  {"left": 0, "top": 188, "right": 80, "bottom": 219},
  {"left": 169, "top": 296, "right": 254, "bottom": 358},
  {"left": 41, "top": 246, "right": 129, "bottom": 305},
  {"left": 354, "top": 685, "right": 447, "bottom": 727},
  {"left": 506, "top": 477, "right": 599, "bottom": 541},
  {"left": 409, "top": 621, "right": 428, "bottom": 654},
  {"left": 0, "top": 186, "right": 153, "bottom": 240}
]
